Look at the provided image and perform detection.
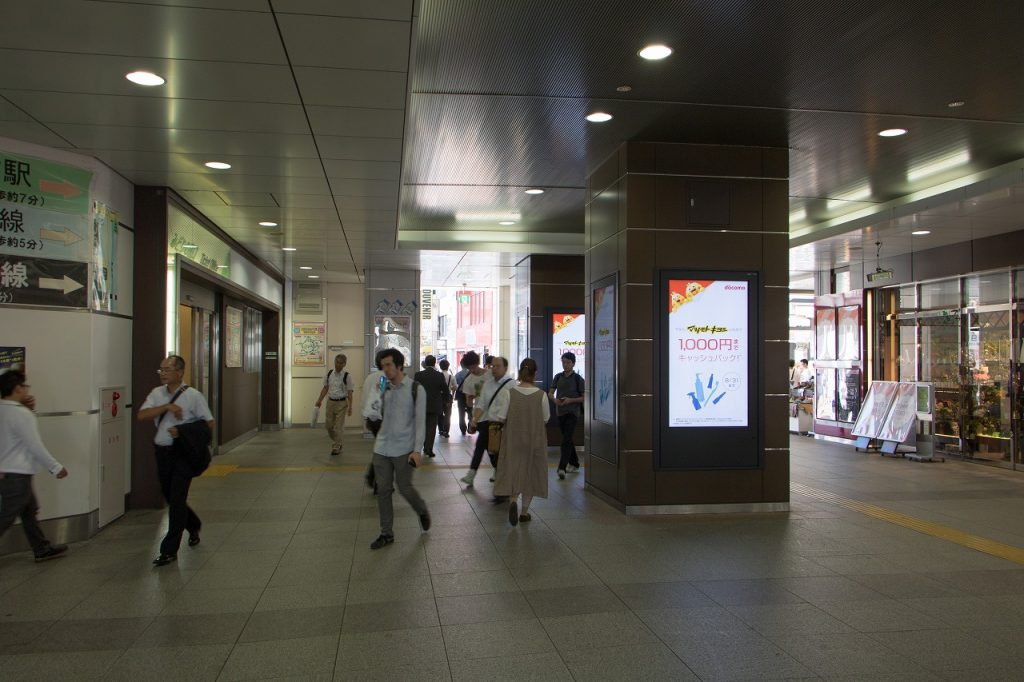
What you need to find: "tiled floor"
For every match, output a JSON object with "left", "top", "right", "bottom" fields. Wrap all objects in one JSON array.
[{"left": 4, "top": 430, "right": 1024, "bottom": 680}]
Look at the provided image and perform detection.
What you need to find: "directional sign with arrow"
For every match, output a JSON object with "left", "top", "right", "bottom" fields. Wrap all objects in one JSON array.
[{"left": 0, "top": 255, "right": 88, "bottom": 308}]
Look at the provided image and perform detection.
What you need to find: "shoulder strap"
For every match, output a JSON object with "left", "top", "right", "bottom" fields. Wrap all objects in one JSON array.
[
  {"left": 412, "top": 380, "right": 420, "bottom": 406},
  {"left": 326, "top": 369, "right": 333, "bottom": 380},
  {"left": 156, "top": 385, "right": 188, "bottom": 426},
  {"left": 456, "top": 372, "right": 467, "bottom": 390},
  {"left": 486, "top": 378, "right": 513, "bottom": 410},
  {"left": 574, "top": 373, "right": 583, "bottom": 394},
  {"left": 343, "top": 371, "right": 349, "bottom": 386}
]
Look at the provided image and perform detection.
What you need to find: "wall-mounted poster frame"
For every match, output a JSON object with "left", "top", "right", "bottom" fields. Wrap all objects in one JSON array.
[
  {"left": 225, "top": 306, "right": 242, "bottom": 368},
  {"left": 292, "top": 322, "right": 326, "bottom": 367},
  {"left": 655, "top": 269, "right": 761, "bottom": 470},
  {"left": 837, "top": 368, "right": 862, "bottom": 423},
  {"left": 590, "top": 274, "right": 616, "bottom": 464},
  {"left": 815, "top": 368, "right": 837, "bottom": 421},
  {"left": 816, "top": 307, "right": 837, "bottom": 360},
  {"left": 545, "top": 307, "right": 586, "bottom": 384},
  {"left": 837, "top": 305, "right": 861, "bottom": 360}
]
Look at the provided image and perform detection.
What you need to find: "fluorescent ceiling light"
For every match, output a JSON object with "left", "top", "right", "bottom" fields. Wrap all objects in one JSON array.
[
  {"left": 911, "top": 230, "right": 931, "bottom": 236},
  {"left": 282, "top": 247, "right": 296, "bottom": 251},
  {"left": 307, "top": 275, "right": 319, "bottom": 279},
  {"left": 259, "top": 221, "right": 278, "bottom": 227},
  {"left": 639, "top": 44, "right": 672, "bottom": 60},
  {"left": 299, "top": 266, "right": 312, "bottom": 270},
  {"left": 586, "top": 112, "right": 613, "bottom": 123},
  {"left": 204, "top": 161, "right": 231, "bottom": 169},
  {"left": 499, "top": 221, "right": 516, "bottom": 225},
  {"left": 125, "top": 71, "right": 164, "bottom": 86},
  {"left": 907, "top": 149, "right": 971, "bottom": 182},
  {"left": 455, "top": 211, "right": 520, "bottom": 223},
  {"left": 878, "top": 128, "right": 907, "bottom": 137},
  {"left": 182, "top": 244, "right": 198, "bottom": 249},
  {"left": 216, "top": 265, "right": 229, "bottom": 269},
  {"left": 524, "top": 189, "right": 544, "bottom": 195}
]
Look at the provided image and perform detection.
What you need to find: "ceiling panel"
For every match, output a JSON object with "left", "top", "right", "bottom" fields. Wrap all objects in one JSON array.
[
  {"left": 50, "top": 124, "right": 319, "bottom": 157},
  {"left": 329, "top": 179, "right": 401, "bottom": 197},
  {"left": 322, "top": 159, "right": 400, "bottom": 180},
  {"left": 3, "top": 91, "right": 309, "bottom": 134},
  {"left": 6, "top": 0, "right": 285, "bottom": 64},
  {"left": 80, "top": 151, "right": 326, "bottom": 177},
  {"left": 294, "top": 67, "right": 407, "bottom": 109},
  {"left": 306, "top": 106, "right": 405, "bottom": 138},
  {"left": 214, "top": 192, "right": 279, "bottom": 207},
  {"left": 128, "top": 171, "right": 331, "bottom": 195},
  {"left": 275, "top": 0, "right": 414, "bottom": 21},
  {"left": 0, "top": 121, "right": 72, "bottom": 147},
  {"left": 277, "top": 15, "right": 410, "bottom": 70}
]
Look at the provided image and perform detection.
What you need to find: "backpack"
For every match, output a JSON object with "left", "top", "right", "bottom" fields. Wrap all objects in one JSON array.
[
  {"left": 552, "top": 372, "right": 584, "bottom": 416},
  {"left": 326, "top": 369, "right": 349, "bottom": 389}
]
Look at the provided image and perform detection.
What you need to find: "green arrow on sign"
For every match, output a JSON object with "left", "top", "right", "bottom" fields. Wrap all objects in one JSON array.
[{"left": 0, "top": 152, "right": 92, "bottom": 215}]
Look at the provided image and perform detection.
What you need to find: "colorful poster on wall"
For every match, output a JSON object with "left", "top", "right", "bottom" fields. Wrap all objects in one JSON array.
[
  {"left": 815, "top": 368, "right": 837, "bottom": 421},
  {"left": 667, "top": 279, "right": 748, "bottom": 428},
  {"left": 593, "top": 284, "right": 615, "bottom": 424},
  {"left": 91, "top": 201, "right": 119, "bottom": 311},
  {"left": 837, "top": 368, "right": 862, "bottom": 422},
  {"left": 226, "top": 306, "right": 242, "bottom": 368},
  {"left": 837, "top": 305, "right": 860, "bottom": 360},
  {"left": 374, "top": 314, "right": 412, "bottom": 366},
  {"left": 0, "top": 346, "right": 25, "bottom": 373},
  {"left": 816, "top": 307, "right": 836, "bottom": 360},
  {"left": 551, "top": 312, "right": 586, "bottom": 380},
  {"left": 292, "top": 322, "right": 326, "bottom": 367},
  {"left": 851, "top": 381, "right": 899, "bottom": 438}
]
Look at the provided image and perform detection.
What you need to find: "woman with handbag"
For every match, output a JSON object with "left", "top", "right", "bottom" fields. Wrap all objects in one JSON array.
[{"left": 491, "top": 358, "right": 550, "bottom": 526}]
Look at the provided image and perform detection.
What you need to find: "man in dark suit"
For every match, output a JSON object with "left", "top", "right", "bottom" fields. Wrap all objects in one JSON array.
[{"left": 414, "top": 355, "right": 450, "bottom": 458}]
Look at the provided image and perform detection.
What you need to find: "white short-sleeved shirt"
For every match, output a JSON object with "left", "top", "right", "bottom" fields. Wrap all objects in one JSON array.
[
  {"left": 461, "top": 371, "right": 489, "bottom": 404},
  {"left": 140, "top": 385, "right": 214, "bottom": 446},
  {"left": 799, "top": 367, "right": 813, "bottom": 384},
  {"left": 324, "top": 369, "right": 355, "bottom": 400},
  {"left": 490, "top": 385, "right": 549, "bottom": 423},
  {"left": 477, "top": 376, "right": 514, "bottom": 422}
]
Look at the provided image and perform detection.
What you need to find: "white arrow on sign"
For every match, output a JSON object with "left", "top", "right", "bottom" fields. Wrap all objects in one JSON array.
[
  {"left": 39, "top": 227, "right": 83, "bottom": 247},
  {"left": 39, "top": 275, "right": 84, "bottom": 295}
]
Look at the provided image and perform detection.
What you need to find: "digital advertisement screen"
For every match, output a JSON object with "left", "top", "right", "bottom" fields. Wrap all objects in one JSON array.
[
  {"left": 551, "top": 312, "right": 586, "bottom": 380},
  {"left": 667, "top": 279, "right": 748, "bottom": 428},
  {"left": 593, "top": 284, "right": 615, "bottom": 425}
]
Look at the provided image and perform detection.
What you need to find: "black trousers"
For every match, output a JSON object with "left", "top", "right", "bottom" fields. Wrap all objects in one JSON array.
[
  {"left": 0, "top": 474, "right": 49, "bottom": 555},
  {"left": 456, "top": 394, "right": 468, "bottom": 435},
  {"left": 423, "top": 411, "right": 439, "bottom": 456},
  {"left": 469, "top": 420, "right": 497, "bottom": 471},
  {"left": 155, "top": 445, "right": 201, "bottom": 556},
  {"left": 439, "top": 399, "right": 453, "bottom": 436},
  {"left": 557, "top": 413, "right": 581, "bottom": 470}
]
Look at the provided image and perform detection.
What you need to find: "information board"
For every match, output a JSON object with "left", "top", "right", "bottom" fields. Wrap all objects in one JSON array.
[
  {"left": 225, "top": 306, "right": 242, "bottom": 368},
  {"left": 292, "top": 322, "right": 326, "bottom": 367},
  {"left": 877, "top": 382, "right": 918, "bottom": 443},
  {"left": 851, "top": 381, "right": 899, "bottom": 438}
]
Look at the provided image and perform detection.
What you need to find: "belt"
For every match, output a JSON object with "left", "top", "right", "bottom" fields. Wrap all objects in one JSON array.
[
  {"left": 0, "top": 472, "right": 31, "bottom": 479},
  {"left": 329, "top": 397, "right": 347, "bottom": 401}
]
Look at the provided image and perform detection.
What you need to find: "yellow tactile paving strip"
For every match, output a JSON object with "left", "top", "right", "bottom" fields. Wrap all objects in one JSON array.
[
  {"left": 201, "top": 462, "right": 567, "bottom": 477},
  {"left": 792, "top": 481, "right": 1024, "bottom": 566}
]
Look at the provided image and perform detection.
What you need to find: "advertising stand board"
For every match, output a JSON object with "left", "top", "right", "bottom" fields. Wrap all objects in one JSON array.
[
  {"left": 876, "top": 382, "right": 919, "bottom": 455},
  {"left": 851, "top": 381, "right": 898, "bottom": 450}
]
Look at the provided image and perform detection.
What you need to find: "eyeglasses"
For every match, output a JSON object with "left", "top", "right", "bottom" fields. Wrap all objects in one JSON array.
[{"left": 156, "top": 368, "right": 179, "bottom": 374}]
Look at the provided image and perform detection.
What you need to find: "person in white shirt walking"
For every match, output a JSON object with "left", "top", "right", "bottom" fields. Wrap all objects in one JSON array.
[
  {"left": 315, "top": 354, "right": 355, "bottom": 455},
  {"left": 0, "top": 371, "right": 70, "bottom": 562},
  {"left": 461, "top": 356, "right": 513, "bottom": 488}
]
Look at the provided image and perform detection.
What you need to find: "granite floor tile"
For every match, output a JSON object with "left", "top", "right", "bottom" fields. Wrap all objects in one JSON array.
[
  {"left": 335, "top": 626, "right": 446, "bottom": 672},
  {"left": 540, "top": 610, "right": 659, "bottom": 652},
  {"left": 238, "top": 605, "right": 344, "bottom": 642},
  {"left": 442, "top": 618, "right": 555, "bottom": 661},
  {"left": 435, "top": 591, "right": 535, "bottom": 625},
  {"left": 0, "top": 649, "right": 122, "bottom": 682},
  {"left": 13, "top": 616, "right": 151, "bottom": 653},
  {"left": 693, "top": 579, "right": 807, "bottom": 607},
  {"left": 769, "top": 631, "right": 927, "bottom": 678},
  {"left": 448, "top": 651, "right": 572, "bottom": 682},
  {"left": 561, "top": 642, "right": 699, "bottom": 681},
  {"left": 219, "top": 635, "right": 339, "bottom": 680},
  {"left": 341, "top": 598, "right": 439, "bottom": 633},
  {"left": 105, "top": 643, "right": 231, "bottom": 681},
  {"left": 132, "top": 612, "right": 249, "bottom": 648},
  {"left": 429, "top": 569, "right": 520, "bottom": 598},
  {"left": 523, "top": 584, "right": 629, "bottom": 618},
  {"left": 666, "top": 628, "right": 816, "bottom": 681}
]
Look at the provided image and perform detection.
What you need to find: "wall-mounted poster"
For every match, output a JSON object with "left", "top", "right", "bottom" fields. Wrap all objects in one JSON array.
[
  {"left": 374, "top": 314, "right": 412, "bottom": 366},
  {"left": 551, "top": 312, "right": 586, "bottom": 380},
  {"left": 225, "top": 306, "right": 242, "bottom": 368},
  {"left": 667, "top": 278, "right": 748, "bottom": 428},
  {"left": 851, "top": 381, "right": 899, "bottom": 438},
  {"left": 292, "top": 322, "right": 326, "bottom": 367},
  {"left": 593, "top": 283, "right": 615, "bottom": 425},
  {"left": 837, "top": 305, "right": 860, "bottom": 360},
  {"left": 815, "top": 368, "right": 837, "bottom": 420},
  {"left": 0, "top": 346, "right": 26, "bottom": 373},
  {"left": 815, "top": 308, "right": 836, "bottom": 360},
  {"left": 837, "top": 368, "right": 861, "bottom": 423}
]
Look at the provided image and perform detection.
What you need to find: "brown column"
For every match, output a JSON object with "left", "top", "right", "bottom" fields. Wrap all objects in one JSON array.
[
  {"left": 130, "top": 187, "right": 170, "bottom": 508},
  {"left": 585, "top": 142, "right": 789, "bottom": 510}
]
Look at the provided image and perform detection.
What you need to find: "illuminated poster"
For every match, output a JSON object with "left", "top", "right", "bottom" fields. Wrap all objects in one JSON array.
[
  {"left": 225, "top": 306, "right": 242, "bottom": 368},
  {"left": 292, "top": 322, "right": 326, "bottom": 367},
  {"left": 593, "top": 284, "right": 615, "bottom": 424},
  {"left": 837, "top": 368, "right": 861, "bottom": 422},
  {"left": 815, "top": 368, "right": 836, "bottom": 420},
  {"left": 667, "top": 279, "right": 748, "bottom": 428},
  {"left": 374, "top": 314, "right": 412, "bottom": 366},
  {"left": 851, "top": 381, "right": 898, "bottom": 438},
  {"left": 816, "top": 308, "right": 836, "bottom": 360},
  {"left": 837, "top": 305, "right": 860, "bottom": 360},
  {"left": 551, "top": 312, "right": 586, "bottom": 380}
]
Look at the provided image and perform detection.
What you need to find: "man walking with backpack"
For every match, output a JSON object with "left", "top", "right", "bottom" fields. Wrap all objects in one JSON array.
[
  {"left": 315, "top": 354, "right": 354, "bottom": 455},
  {"left": 549, "top": 351, "right": 584, "bottom": 479},
  {"left": 370, "top": 348, "right": 430, "bottom": 550}
]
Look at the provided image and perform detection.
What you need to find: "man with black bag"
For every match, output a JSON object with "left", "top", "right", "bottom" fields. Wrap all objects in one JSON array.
[{"left": 137, "top": 354, "right": 214, "bottom": 567}]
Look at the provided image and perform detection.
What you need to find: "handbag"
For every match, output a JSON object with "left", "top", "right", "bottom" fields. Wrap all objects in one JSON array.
[{"left": 487, "top": 422, "right": 503, "bottom": 456}]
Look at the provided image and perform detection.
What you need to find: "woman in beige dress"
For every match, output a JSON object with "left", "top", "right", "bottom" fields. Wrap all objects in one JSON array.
[{"left": 492, "top": 358, "right": 550, "bottom": 526}]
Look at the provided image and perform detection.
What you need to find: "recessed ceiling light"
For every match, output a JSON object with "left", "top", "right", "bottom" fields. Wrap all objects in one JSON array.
[
  {"left": 947, "top": 100, "right": 965, "bottom": 108},
  {"left": 125, "top": 71, "right": 164, "bottom": 86},
  {"left": 182, "top": 243, "right": 198, "bottom": 249},
  {"left": 307, "top": 275, "right": 319, "bottom": 279},
  {"left": 586, "top": 112, "right": 613, "bottom": 123},
  {"left": 878, "top": 128, "right": 907, "bottom": 137},
  {"left": 524, "top": 189, "right": 545, "bottom": 195},
  {"left": 499, "top": 221, "right": 516, "bottom": 225},
  {"left": 216, "top": 265, "right": 229, "bottom": 269},
  {"left": 638, "top": 45, "right": 672, "bottom": 60},
  {"left": 911, "top": 230, "right": 931, "bottom": 236},
  {"left": 616, "top": 85, "right": 633, "bottom": 92},
  {"left": 259, "top": 221, "right": 278, "bottom": 227},
  {"left": 204, "top": 161, "right": 231, "bottom": 169},
  {"left": 299, "top": 266, "right": 312, "bottom": 270},
  {"left": 282, "top": 247, "right": 296, "bottom": 251}
]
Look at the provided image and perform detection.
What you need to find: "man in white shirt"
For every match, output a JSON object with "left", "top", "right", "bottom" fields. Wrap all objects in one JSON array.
[
  {"left": 0, "top": 371, "right": 70, "bottom": 562},
  {"left": 460, "top": 357, "right": 513, "bottom": 488},
  {"left": 315, "top": 354, "right": 355, "bottom": 455},
  {"left": 797, "top": 359, "right": 813, "bottom": 388},
  {"left": 137, "top": 354, "right": 215, "bottom": 566}
]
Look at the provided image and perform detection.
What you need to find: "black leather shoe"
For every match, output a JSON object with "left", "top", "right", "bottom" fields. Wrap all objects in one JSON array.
[
  {"left": 152, "top": 554, "right": 177, "bottom": 566},
  {"left": 370, "top": 534, "right": 394, "bottom": 550},
  {"left": 34, "top": 544, "right": 68, "bottom": 562},
  {"left": 508, "top": 499, "right": 519, "bottom": 527},
  {"left": 419, "top": 511, "right": 431, "bottom": 531},
  {"left": 187, "top": 531, "right": 200, "bottom": 547}
]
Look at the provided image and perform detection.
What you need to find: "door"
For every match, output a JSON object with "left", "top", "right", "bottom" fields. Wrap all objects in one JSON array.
[{"left": 964, "top": 308, "right": 1012, "bottom": 465}]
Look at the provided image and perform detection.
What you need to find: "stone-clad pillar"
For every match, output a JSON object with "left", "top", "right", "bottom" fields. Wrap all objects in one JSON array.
[{"left": 585, "top": 142, "right": 790, "bottom": 512}]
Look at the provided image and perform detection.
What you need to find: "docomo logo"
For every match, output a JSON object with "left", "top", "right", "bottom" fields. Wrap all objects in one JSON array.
[
  {"left": 111, "top": 391, "right": 121, "bottom": 418},
  {"left": 677, "top": 338, "right": 740, "bottom": 351},
  {"left": 723, "top": 285, "right": 746, "bottom": 291}
]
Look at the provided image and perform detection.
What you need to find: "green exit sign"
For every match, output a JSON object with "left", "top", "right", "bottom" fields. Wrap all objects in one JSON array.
[{"left": 459, "top": 294, "right": 470, "bottom": 304}]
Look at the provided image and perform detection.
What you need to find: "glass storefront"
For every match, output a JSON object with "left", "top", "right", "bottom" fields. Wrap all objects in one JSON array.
[{"left": 876, "top": 268, "right": 1023, "bottom": 468}]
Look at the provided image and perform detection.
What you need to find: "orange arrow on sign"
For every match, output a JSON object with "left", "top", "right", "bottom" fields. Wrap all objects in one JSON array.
[{"left": 39, "top": 179, "right": 81, "bottom": 198}]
